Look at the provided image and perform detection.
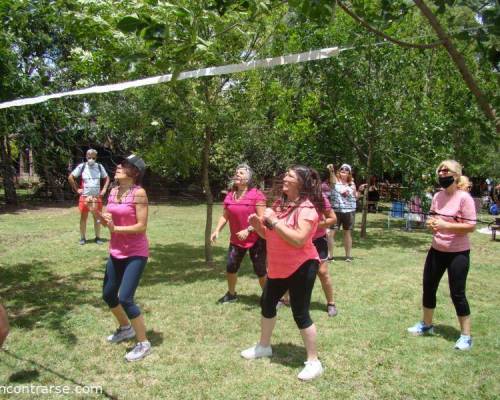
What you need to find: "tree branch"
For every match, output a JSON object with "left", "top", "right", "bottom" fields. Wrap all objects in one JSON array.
[
  {"left": 336, "top": 0, "right": 443, "bottom": 49},
  {"left": 413, "top": 0, "right": 499, "bottom": 134}
]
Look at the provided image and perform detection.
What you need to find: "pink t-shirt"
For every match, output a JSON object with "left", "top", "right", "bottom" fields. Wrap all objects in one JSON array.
[
  {"left": 265, "top": 199, "right": 320, "bottom": 279},
  {"left": 106, "top": 186, "right": 149, "bottom": 258},
  {"left": 430, "top": 189, "right": 476, "bottom": 252},
  {"left": 224, "top": 188, "right": 266, "bottom": 249},
  {"left": 313, "top": 195, "right": 333, "bottom": 240}
]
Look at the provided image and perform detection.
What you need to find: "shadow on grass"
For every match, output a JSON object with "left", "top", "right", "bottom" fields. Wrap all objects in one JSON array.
[
  {"left": 434, "top": 324, "right": 461, "bottom": 342},
  {"left": 0, "top": 261, "right": 104, "bottom": 344},
  {"left": 142, "top": 242, "right": 258, "bottom": 287},
  {"left": 0, "top": 201, "right": 74, "bottom": 215},
  {"left": 2, "top": 349, "right": 118, "bottom": 399},
  {"left": 269, "top": 343, "right": 306, "bottom": 369}
]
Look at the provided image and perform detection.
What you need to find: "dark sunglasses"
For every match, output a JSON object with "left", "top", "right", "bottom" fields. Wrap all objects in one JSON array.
[
  {"left": 438, "top": 168, "right": 451, "bottom": 173},
  {"left": 340, "top": 168, "right": 350, "bottom": 172}
]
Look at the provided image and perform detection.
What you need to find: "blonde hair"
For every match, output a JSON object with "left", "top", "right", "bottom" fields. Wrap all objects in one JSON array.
[
  {"left": 436, "top": 159, "right": 462, "bottom": 176},
  {"left": 457, "top": 176, "right": 471, "bottom": 191},
  {"left": 86, "top": 148, "right": 98, "bottom": 157}
]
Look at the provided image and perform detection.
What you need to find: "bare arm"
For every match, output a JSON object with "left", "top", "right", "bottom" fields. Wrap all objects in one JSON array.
[
  {"left": 210, "top": 209, "right": 229, "bottom": 242},
  {"left": 68, "top": 174, "right": 82, "bottom": 194},
  {"left": 264, "top": 208, "right": 314, "bottom": 248},
  {"left": 318, "top": 208, "right": 337, "bottom": 229},
  {"left": 100, "top": 176, "right": 111, "bottom": 197},
  {"left": 427, "top": 218, "right": 475, "bottom": 234}
]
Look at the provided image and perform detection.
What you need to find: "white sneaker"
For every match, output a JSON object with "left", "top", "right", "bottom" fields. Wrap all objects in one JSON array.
[
  {"left": 298, "top": 359, "right": 324, "bottom": 381},
  {"left": 407, "top": 321, "right": 434, "bottom": 336},
  {"left": 125, "top": 341, "right": 151, "bottom": 362},
  {"left": 107, "top": 325, "right": 136, "bottom": 343},
  {"left": 240, "top": 344, "right": 272, "bottom": 360},
  {"left": 454, "top": 335, "right": 472, "bottom": 351}
]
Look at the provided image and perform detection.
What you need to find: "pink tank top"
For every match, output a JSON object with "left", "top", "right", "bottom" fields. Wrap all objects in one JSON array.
[{"left": 106, "top": 185, "right": 149, "bottom": 259}]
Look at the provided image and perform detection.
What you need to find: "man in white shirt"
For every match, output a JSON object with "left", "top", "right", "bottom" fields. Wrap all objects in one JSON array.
[{"left": 68, "top": 149, "right": 110, "bottom": 245}]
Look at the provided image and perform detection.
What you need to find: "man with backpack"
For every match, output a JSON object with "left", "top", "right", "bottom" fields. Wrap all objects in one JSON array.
[{"left": 68, "top": 149, "right": 110, "bottom": 245}]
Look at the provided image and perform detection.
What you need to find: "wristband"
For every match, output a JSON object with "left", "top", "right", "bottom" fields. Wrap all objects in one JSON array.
[{"left": 247, "top": 226, "right": 254, "bottom": 232}]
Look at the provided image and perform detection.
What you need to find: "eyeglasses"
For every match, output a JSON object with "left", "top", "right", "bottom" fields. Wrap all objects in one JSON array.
[
  {"left": 340, "top": 168, "right": 350, "bottom": 172},
  {"left": 438, "top": 168, "right": 451, "bottom": 174}
]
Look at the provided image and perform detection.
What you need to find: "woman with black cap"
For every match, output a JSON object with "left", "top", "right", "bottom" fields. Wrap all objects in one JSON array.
[{"left": 93, "top": 154, "right": 151, "bottom": 362}]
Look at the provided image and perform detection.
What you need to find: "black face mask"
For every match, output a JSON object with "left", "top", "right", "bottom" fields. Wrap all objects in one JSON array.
[{"left": 438, "top": 175, "right": 455, "bottom": 189}]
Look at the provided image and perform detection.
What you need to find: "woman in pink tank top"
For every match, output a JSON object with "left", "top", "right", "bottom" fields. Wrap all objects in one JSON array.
[
  {"left": 95, "top": 155, "right": 152, "bottom": 362},
  {"left": 241, "top": 165, "right": 324, "bottom": 381}
]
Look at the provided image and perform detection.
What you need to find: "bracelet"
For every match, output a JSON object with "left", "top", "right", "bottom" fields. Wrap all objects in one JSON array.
[
  {"left": 271, "top": 220, "right": 280, "bottom": 228},
  {"left": 247, "top": 226, "right": 254, "bottom": 232}
]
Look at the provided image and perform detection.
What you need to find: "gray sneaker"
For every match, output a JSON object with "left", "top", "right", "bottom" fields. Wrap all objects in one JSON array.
[
  {"left": 107, "top": 325, "right": 136, "bottom": 343},
  {"left": 125, "top": 341, "right": 151, "bottom": 362},
  {"left": 79, "top": 238, "right": 86, "bottom": 245}
]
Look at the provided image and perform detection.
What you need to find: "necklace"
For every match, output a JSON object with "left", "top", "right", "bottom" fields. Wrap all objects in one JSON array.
[
  {"left": 234, "top": 188, "right": 247, "bottom": 201},
  {"left": 117, "top": 186, "right": 133, "bottom": 204}
]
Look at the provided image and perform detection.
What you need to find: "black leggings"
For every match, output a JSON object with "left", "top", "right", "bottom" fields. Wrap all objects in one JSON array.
[
  {"left": 422, "top": 248, "right": 470, "bottom": 317},
  {"left": 261, "top": 259, "right": 319, "bottom": 329},
  {"left": 102, "top": 256, "right": 147, "bottom": 320}
]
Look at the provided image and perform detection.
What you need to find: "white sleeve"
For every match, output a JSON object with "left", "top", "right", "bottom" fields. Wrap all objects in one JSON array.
[
  {"left": 71, "top": 163, "right": 84, "bottom": 177},
  {"left": 99, "top": 164, "right": 108, "bottom": 178}
]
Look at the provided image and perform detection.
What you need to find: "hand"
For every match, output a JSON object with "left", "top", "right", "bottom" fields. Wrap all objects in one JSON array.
[
  {"left": 77, "top": 188, "right": 83, "bottom": 195},
  {"left": 236, "top": 229, "right": 249, "bottom": 241},
  {"left": 327, "top": 164, "right": 334, "bottom": 172},
  {"left": 99, "top": 189, "right": 107, "bottom": 197},
  {"left": 263, "top": 207, "right": 277, "bottom": 223},
  {"left": 248, "top": 213, "right": 262, "bottom": 229},
  {"left": 210, "top": 231, "right": 219, "bottom": 243},
  {"left": 86, "top": 196, "right": 98, "bottom": 212},
  {"left": 426, "top": 217, "right": 447, "bottom": 233}
]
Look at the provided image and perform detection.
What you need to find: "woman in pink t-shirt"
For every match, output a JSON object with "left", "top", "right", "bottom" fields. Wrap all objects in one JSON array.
[
  {"left": 210, "top": 164, "right": 267, "bottom": 304},
  {"left": 408, "top": 160, "right": 476, "bottom": 351},
  {"left": 241, "top": 166, "right": 324, "bottom": 381},
  {"left": 94, "top": 155, "right": 151, "bottom": 362}
]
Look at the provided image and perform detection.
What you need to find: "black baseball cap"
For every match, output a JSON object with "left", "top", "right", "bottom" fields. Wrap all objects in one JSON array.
[{"left": 124, "top": 154, "right": 146, "bottom": 175}]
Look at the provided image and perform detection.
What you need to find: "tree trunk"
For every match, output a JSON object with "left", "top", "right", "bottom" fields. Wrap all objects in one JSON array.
[
  {"left": 414, "top": 0, "right": 500, "bottom": 134},
  {"left": 201, "top": 125, "right": 214, "bottom": 266},
  {"left": 0, "top": 133, "right": 18, "bottom": 206},
  {"left": 360, "top": 139, "right": 373, "bottom": 238}
]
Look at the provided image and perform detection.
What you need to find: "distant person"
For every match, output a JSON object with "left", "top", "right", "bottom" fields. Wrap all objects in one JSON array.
[
  {"left": 68, "top": 149, "right": 110, "bottom": 245},
  {"left": 241, "top": 166, "right": 324, "bottom": 381},
  {"left": 359, "top": 176, "right": 380, "bottom": 213},
  {"left": 0, "top": 304, "right": 9, "bottom": 347},
  {"left": 211, "top": 164, "right": 267, "bottom": 304},
  {"left": 94, "top": 155, "right": 151, "bottom": 362},
  {"left": 327, "top": 163, "right": 358, "bottom": 262},
  {"left": 408, "top": 160, "right": 476, "bottom": 351}
]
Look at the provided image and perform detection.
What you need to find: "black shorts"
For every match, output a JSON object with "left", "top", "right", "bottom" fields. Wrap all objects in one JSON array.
[
  {"left": 313, "top": 236, "right": 328, "bottom": 261},
  {"left": 333, "top": 211, "right": 355, "bottom": 230},
  {"left": 226, "top": 238, "right": 267, "bottom": 277}
]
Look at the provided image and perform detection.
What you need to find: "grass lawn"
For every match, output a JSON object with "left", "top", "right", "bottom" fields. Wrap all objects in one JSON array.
[{"left": 0, "top": 203, "right": 498, "bottom": 399}]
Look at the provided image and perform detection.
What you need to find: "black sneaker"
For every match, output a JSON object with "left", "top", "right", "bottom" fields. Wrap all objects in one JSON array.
[{"left": 218, "top": 292, "right": 238, "bottom": 304}]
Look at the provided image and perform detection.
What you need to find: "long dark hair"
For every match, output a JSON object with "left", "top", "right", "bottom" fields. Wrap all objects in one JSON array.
[{"left": 273, "top": 165, "right": 324, "bottom": 216}]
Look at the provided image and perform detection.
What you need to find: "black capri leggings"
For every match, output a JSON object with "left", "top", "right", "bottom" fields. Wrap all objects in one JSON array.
[
  {"left": 102, "top": 256, "right": 148, "bottom": 320},
  {"left": 422, "top": 247, "right": 470, "bottom": 317},
  {"left": 261, "top": 259, "right": 319, "bottom": 329}
]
